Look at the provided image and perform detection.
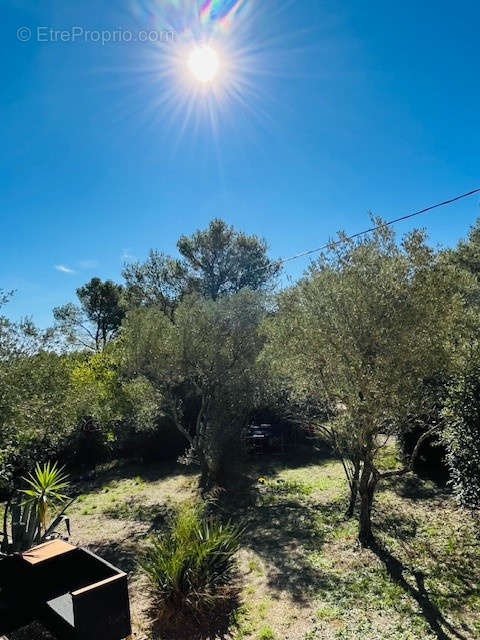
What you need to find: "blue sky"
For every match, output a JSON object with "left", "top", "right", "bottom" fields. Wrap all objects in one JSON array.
[{"left": 2, "top": 0, "right": 479, "bottom": 327}]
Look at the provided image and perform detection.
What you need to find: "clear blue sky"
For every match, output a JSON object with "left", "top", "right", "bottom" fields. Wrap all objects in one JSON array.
[{"left": 2, "top": 0, "right": 479, "bottom": 327}]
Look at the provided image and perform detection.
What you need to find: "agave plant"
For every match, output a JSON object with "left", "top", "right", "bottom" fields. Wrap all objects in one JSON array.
[
  {"left": 1, "top": 495, "right": 75, "bottom": 553},
  {"left": 20, "top": 461, "right": 70, "bottom": 539}
]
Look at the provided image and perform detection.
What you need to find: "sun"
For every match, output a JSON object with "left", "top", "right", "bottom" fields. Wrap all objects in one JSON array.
[{"left": 187, "top": 45, "right": 220, "bottom": 84}]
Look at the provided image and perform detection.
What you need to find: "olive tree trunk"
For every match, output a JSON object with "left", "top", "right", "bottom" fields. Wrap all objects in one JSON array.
[
  {"left": 345, "top": 457, "right": 361, "bottom": 518},
  {"left": 358, "top": 459, "right": 378, "bottom": 546}
]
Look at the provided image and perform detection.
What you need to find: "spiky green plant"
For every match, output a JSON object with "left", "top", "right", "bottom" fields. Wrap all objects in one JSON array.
[
  {"left": 1, "top": 495, "right": 75, "bottom": 553},
  {"left": 20, "top": 462, "right": 70, "bottom": 538},
  {"left": 140, "top": 502, "right": 242, "bottom": 618}
]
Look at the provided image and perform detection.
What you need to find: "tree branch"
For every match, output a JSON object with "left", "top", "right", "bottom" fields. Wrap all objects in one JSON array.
[{"left": 170, "top": 397, "right": 194, "bottom": 446}]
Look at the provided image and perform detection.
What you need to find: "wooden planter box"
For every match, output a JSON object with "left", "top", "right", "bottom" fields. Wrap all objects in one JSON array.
[{"left": 0, "top": 541, "right": 132, "bottom": 640}]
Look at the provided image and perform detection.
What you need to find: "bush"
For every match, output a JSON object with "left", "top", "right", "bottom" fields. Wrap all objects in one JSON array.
[
  {"left": 140, "top": 502, "right": 242, "bottom": 619},
  {"left": 443, "top": 369, "right": 480, "bottom": 510},
  {"left": 398, "top": 375, "right": 449, "bottom": 483}
]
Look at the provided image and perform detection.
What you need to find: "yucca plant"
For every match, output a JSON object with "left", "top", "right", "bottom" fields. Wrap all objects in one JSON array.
[
  {"left": 20, "top": 461, "right": 70, "bottom": 539},
  {"left": 2, "top": 462, "right": 74, "bottom": 553},
  {"left": 140, "top": 502, "right": 242, "bottom": 620}
]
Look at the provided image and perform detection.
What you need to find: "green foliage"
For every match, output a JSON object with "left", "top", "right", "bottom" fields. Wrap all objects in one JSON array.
[
  {"left": 0, "top": 350, "right": 77, "bottom": 490},
  {"left": 123, "top": 219, "right": 279, "bottom": 315},
  {"left": 397, "top": 374, "right": 449, "bottom": 472},
  {"left": 2, "top": 462, "right": 74, "bottom": 553},
  {"left": 53, "top": 277, "right": 125, "bottom": 351},
  {"left": 69, "top": 349, "right": 125, "bottom": 429},
  {"left": 20, "top": 461, "right": 70, "bottom": 532},
  {"left": 439, "top": 220, "right": 480, "bottom": 509},
  {"left": 2, "top": 500, "right": 38, "bottom": 553},
  {"left": 121, "top": 290, "right": 266, "bottom": 481},
  {"left": 442, "top": 365, "right": 480, "bottom": 509},
  {"left": 264, "top": 222, "right": 469, "bottom": 542},
  {"left": 0, "top": 324, "right": 176, "bottom": 487},
  {"left": 266, "top": 224, "right": 465, "bottom": 434},
  {"left": 177, "top": 218, "right": 280, "bottom": 300},
  {"left": 122, "top": 250, "right": 186, "bottom": 315},
  {"left": 120, "top": 376, "right": 160, "bottom": 432},
  {"left": 139, "top": 501, "right": 242, "bottom": 616},
  {"left": 1, "top": 496, "right": 73, "bottom": 554},
  {"left": 448, "top": 217, "right": 480, "bottom": 282},
  {"left": 257, "top": 625, "right": 276, "bottom": 640}
]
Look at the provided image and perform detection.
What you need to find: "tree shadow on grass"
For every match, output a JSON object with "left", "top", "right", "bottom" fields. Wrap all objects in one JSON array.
[
  {"left": 245, "top": 502, "right": 347, "bottom": 601},
  {"left": 71, "top": 459, "right": 198, "bottom": 499},
  {"left": 102, "top": 496, "right": 172, "bottom": 529},
  {"left": 220, "top": 447, "right": 340, "bottom": 507},
  {"left": 244, "top": 445, "right": 337, "bottom": 478},
  {"left": 370, "top": 541, "right": 471, "bottom": 640},
  {"left": 374, "top": 506, "right": 418, "bottom": 541},
  {"left": 212, "top": 450, "right": 351, "bottom": 604},
  {"left": 391, "top": 473, "right": 449, "bottom": 502},
  {"left": 88, "top": 539, "right": 140, "bottom": 574},
  {"left": 219, "top": 477, "right": 348, "bottom": 603}
]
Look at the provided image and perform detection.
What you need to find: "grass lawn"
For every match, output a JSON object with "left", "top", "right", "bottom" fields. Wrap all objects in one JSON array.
[{"left": 5, "top": 444, "right": 480, "bottom": 640}]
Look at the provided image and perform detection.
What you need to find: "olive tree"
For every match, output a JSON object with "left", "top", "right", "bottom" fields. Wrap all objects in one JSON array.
[
  {"left": 121, "top": 290, "right": 265, "bottom": 485},
  {"left": 265, "top": 223, "right": 466, "bottom": 545}
]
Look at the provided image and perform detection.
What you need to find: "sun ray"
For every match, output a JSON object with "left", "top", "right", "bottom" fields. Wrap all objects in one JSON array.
[{"left": 94, "top": 0, "right": 325, "bottom": 155}]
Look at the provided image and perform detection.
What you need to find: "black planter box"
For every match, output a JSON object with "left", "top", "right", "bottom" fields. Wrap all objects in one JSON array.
[{"left": 0, "top": 541, "right": 132, "bottom": 640}]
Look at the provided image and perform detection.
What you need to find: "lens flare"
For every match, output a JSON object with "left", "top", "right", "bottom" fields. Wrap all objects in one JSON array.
[
  {"left": 124, "top": 0, "right": 299, "bottom": 143},
  {"left": 187, "top": 45, "right": 220, "bottom": 83},
  {"left": 199, "top": 0, "right": 248, "bottom": 34},
  {"left": 132, "top": 0, "right": 250, "bottom": 36}
]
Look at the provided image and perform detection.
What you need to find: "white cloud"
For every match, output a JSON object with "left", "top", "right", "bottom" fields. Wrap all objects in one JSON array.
[{"left": 55, "top": 264, "right": 75, "bottom": 274}]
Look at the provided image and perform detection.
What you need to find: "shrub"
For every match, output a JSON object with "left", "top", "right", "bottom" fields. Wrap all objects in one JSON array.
[
  {"left": 140, "top": 502, "right": 242, "bottom": 619},
  {"left": 442, "top": 369, "right": 480, "bottom": 509}
]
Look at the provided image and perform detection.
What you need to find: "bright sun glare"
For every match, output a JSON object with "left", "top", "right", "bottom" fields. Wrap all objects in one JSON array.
[{"left": 187, "top": 45, "right": 220, "bottom": 84}]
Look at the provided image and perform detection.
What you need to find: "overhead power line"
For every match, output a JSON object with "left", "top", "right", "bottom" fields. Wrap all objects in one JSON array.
[{"left": 274, "top": 187, "right": 480, "bottom": 268}]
